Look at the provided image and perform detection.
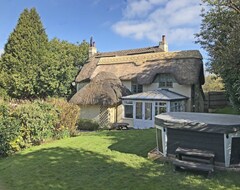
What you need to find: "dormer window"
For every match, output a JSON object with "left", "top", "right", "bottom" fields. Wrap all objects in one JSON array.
[
  {"left": 159, "top": 74, "right": 173, "bottom": 88},
  {"left": 132, "top": 82, "right": 143, "bottom": 93}
]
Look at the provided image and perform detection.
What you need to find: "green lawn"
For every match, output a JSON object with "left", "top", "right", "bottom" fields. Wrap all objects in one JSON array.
[
  {"left": 213, "top": 106, "right": 240, "bottom": 115},
  {"left": 0, "top": 129, "right": 240, "bottom": 190}
]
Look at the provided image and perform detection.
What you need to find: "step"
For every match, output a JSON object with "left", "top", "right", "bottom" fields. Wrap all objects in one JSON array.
[
  {"left": 173, "top": 159, "right": 214, "bottom": 172},
  {"left": 176, "top": 147, "right": 215, "bottom": 159}
]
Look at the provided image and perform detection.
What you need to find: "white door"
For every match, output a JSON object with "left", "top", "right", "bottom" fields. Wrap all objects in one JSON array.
[{"left": 134, "top": 101, "right": 154, "bottom": 129}]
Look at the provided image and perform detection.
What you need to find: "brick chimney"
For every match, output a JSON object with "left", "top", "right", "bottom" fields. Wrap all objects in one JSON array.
[
  {"left": 89, "top": 36, "right": 97, "bottom": 57},
  {"left": 159, "top": 35, "right": 168, "bottom": 52}
]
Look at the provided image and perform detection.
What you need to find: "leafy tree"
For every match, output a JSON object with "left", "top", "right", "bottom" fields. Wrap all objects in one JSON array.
[
  {"left": 0, "top": 8, "right": 88, "bottom": 99},
  {"left": 196, "top": 0, "right": 240, "bottom": 110},
  {"left": 203, "top": 75, "right": 224, "bottom": 92},
  {"left": 1, "top": 8, "right": 48, "bottom": 99},
  {"left": 43, "top": 38, "right": 88, "bottom": 98}
]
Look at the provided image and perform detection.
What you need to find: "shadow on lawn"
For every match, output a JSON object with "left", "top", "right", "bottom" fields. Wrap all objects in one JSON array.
[{"left": 0, "top": 141, "right": 239, "bottom": 189}]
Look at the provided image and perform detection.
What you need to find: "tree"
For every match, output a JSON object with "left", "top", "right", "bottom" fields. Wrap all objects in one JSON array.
[
  {"left": 0, "top": 8, "right": 48, "bottom": 99},
  {"left": 196, "top": 0, "right": 240, "bottom": 110},
  {"left": 203, "top": 75, "right": 224, "bottom": 92},
  {"left": 0, "top": 8, "right": 89, "bottom": 99},
  {"left": 43, "top": 38, "right": 88, "bottom": 98}
]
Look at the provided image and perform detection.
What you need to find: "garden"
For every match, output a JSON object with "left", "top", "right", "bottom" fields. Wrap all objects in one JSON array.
[{"left": 0, "top": 129, "right": 240, "bottom": 190}]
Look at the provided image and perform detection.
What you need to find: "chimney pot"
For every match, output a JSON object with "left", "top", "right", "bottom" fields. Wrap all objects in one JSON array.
[
  {"left": 162, "top": 35, "right": 165, "bottom": 44},
  {"left": 159, "top": 35, "right": 168, "bottom": 52},
  {"left": 89, "top": 37, "right": 97, "bottom": 57}
]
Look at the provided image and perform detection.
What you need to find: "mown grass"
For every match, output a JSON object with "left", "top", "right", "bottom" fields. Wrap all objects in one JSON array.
[
  {"left": 213, "top": 106, "right": 240, "bottom": 115},
  {"left": 0, "top": 129, "right": 240, "bottom": 190}
]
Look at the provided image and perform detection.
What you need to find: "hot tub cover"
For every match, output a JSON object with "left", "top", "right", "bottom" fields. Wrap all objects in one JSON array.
[{"left": 155, "top": 112, "right": 240, "bottom": 134}]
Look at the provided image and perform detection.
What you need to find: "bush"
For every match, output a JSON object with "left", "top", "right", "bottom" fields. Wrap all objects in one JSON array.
[
  {"left": 48, "top": 98, "right": 80, "bottom": 136},
  {"left": 0, "top": 98, "right": 80, "bottom": 156},
  {"left": 77, "top": 119, "right": 99, "bottom": 131},
  {"left": 12, "top": 101, "right": 59, "bottom": 147},
  {"left": 0, "top": 103, "right": 21, "bottom": 156}
]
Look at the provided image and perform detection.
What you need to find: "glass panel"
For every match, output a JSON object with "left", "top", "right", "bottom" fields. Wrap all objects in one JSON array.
[
  {"left": 159, "top": 107, "right": 166, "bottom": 113},
  {"left": 155, "top": 106, "right": 158, "bottom": 115},
  {"left": 124, "top": 105, "right": 133, "bottom": 118},
  {"left": 132, "top": 84, "right": 137, "bottom": 93},
  {"left": 159, "top": 81, "right": 166, "bottom": 87},
  {"left": 136, "top": 102, "right": 142, "bottom": 119},
  {"left": 145, "top": 103, "right": 152, "bottom": 120},
  {"left": 138, "top": 85, "right": 143, "bottom": 93},
  {"left": 157, "top": 128, "right": 163, "bottom": 153},
  {"left": 155, "top": 102, "right": 167, "bottom": 115}
]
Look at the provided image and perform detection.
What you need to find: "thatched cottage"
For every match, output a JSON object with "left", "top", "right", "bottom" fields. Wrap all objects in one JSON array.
[{"left": 70, "top": 36, "right": 205, "bottom": 128}]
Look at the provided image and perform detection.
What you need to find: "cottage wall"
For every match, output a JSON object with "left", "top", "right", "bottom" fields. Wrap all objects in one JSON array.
[
  {"left": 122, "top": 81, "right": 132, "bottom": 91},
  {"left": 79, "top": 105, "right": 100, "bottom": 121}
]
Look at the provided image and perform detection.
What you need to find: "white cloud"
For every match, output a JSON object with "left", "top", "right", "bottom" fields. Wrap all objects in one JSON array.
[{"left": 112, "top": 0, "right": 201, "bottom": 47}]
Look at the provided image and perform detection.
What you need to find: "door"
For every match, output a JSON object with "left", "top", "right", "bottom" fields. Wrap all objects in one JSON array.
[{"left": 134, "top": 101, "right": 154, "bottom": 129}]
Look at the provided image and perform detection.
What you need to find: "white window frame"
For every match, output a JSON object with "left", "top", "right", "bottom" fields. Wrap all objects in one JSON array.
[{"left": 123, "top": 100, "right": 134, "bottom": 119}]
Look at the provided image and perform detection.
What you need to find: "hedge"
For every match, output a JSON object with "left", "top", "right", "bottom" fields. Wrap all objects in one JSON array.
[{"left": 0, "top": 99, "right": 80, "bottom": 157}]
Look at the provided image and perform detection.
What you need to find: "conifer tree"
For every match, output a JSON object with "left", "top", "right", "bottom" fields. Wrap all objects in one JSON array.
[{"left": 1, "top": 8, "right": 48, "bottom": 98}]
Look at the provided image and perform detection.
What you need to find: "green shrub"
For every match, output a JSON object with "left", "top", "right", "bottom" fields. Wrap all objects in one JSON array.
[
  {"left": 77, "top": 119, "right": 99, "bottom": 131},
  {"left": 0, "top": 103, "right": 21, "bottom": 156},
  {"left": 12, "top": 101, "right": 58, "bottom": 146},
  {"left": 0, "top": 88, "right": 10, "bottom": 102},
  {"left": 48, "top": 98, "right": 80, "bottom": 136}
]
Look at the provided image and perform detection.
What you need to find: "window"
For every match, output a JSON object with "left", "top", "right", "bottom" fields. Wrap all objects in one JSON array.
[
  {"left": 159, "top": 74, "right": 173, "bottom": 88},
  {"left": 155, "top": 102, "right": 167, "bottom": 115},
  {"left": 123, "top": 101, "right": 133, "bottom": 118},
  {"left": 132, "top": 83, "right": 143, "bottom": 93},
  {"left": 145, "top": 102, "right": 152, "bottom": 120},
  {"left": 170, "top": 101, "right": 184, "bottom": 112}
]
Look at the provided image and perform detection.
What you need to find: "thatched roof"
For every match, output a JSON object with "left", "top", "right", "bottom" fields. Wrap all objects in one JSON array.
[
  {"left": 75, "top": 46, "right": 204, "bottom": 85},
  {"left": 69, "top": 72, "right": 131, "bottom": 106}
]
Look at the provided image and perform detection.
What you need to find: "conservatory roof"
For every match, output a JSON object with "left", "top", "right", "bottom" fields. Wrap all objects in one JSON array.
[{"left": 121, "top": 89, "right": 188, "bottom": 101}]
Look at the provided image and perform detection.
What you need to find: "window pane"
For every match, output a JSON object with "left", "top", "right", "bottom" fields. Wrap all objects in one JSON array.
[
  {"left": 166, "top": 81, "right": 173, "bottom": 87},
  {"left": 159, "top": 82, "right": 166, "bottom": 87},
  {"left": 155, "top": 106, "right": 158, "bottom": 115},
  {"left": 145, "top": 103, "right": 152, "bottom": 120},
  {"left": 136, "top": 102, "right": 142, "bottom": 119},
  {"left": 138, "top": 85, "right": 143, "bottom": 93},
  {"left": 159, "top": 107, "right": 166, "bottom": 113},
  {"left": 132, "top": 84, "right": 137, "bottom": 93},
  {"left": 124, "top": 105, "right": 133, "bottom": 118}
]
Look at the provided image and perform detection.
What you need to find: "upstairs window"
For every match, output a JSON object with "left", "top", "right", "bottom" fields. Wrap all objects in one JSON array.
[
  {"left": 170, "top": 101, "right": 184, "bottom": 112},
  {"left": 132, "top": 83, "right": 143, "bottom": 93},
  {"left": 159, "top": 74, "right": 173, "bottom": 88}
]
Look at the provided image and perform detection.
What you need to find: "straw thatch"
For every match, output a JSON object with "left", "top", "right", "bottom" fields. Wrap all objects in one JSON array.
[
  {"left": 69, "top": 72, "right": 131, "bottom": 106},
  {"left": 75, "top": 48, "right": 204, "bottom": 85}
]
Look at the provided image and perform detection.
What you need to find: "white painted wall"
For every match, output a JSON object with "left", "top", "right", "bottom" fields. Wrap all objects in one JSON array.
[
  {"left": 79, "top": 105, "right": 100, "bottom": 121},
  {"left": 143, "top": 82, "right": 192, "bottom": 111},
  {"left": 122, "top": 81, "right": 131, "bottom": 91}
]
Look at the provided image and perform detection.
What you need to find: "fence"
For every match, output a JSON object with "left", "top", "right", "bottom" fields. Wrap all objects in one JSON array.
[{"left": 204, "top": 91, "right": 229, "bottom": 111}]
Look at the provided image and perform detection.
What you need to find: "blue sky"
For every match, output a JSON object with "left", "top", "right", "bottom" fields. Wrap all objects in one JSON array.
[{"left": 0, "top": 0, "right": 207, "bottom": 60}]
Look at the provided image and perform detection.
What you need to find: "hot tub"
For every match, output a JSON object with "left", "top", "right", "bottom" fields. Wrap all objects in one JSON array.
[{"left": 155, "top": 112, "right": 240, "bottom": 167}]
